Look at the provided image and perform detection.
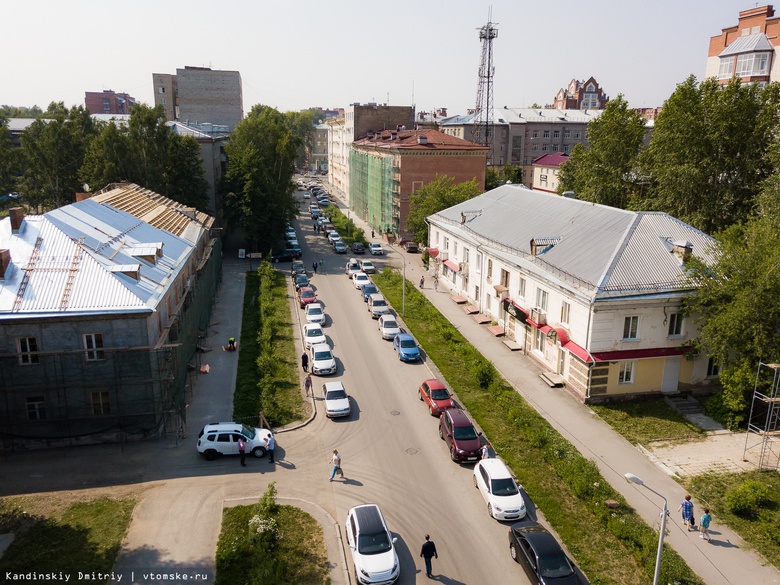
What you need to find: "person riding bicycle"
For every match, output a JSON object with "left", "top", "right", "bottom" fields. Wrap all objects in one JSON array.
[{"left": 228, "top": 337, "right": 236, "bottom": 351}]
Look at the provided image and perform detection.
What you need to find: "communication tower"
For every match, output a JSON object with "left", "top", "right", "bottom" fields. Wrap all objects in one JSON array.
[{"left": 473, "top": 16, "right": 498, "bottom": 162}]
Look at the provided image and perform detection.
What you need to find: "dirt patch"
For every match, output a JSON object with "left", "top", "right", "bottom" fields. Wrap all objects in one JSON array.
[{"left": 646, "top": 431, "right": 759, "bottom": 477}]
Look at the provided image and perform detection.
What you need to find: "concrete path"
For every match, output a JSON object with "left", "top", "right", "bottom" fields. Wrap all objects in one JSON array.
[{"left": 328, "top": 184, "right": 780, "bottom": 585}]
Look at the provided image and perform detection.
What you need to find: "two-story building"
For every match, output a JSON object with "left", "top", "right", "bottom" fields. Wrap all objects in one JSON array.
[{"left": 425, "top": 184, "right": 718, "bottom": 402}]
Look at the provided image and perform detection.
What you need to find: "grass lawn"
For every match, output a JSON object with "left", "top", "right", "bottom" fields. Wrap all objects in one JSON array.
[
  {"left": 0, "top": 495, "right": 136, "bottom": 581},
  {"left": 685, "top": 470, "right": 780, "bottom": 567},
  {"left": 590, "top": 398, "right": 706, "bottom": 446}
]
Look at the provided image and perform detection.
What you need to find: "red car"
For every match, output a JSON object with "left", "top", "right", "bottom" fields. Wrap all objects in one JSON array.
[
  {"left": 298, "top": 286, "right": 317, "bottom": 309},
  {"left": 418, "top": 378, "right": 454, "bottom": 416},
  {"left": 439, "top": 408, "right": 482, "bottom": 463}
]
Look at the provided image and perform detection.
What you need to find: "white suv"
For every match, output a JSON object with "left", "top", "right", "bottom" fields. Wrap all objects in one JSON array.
[
  {"left": 196, "top": 422, "right": 273, "bottom": 461},
  {"left": 472, "top": 458, "right": 527, "bottom": 521},
  {"left": 345, "top": 504, "right": 399, "bottom": 584}
]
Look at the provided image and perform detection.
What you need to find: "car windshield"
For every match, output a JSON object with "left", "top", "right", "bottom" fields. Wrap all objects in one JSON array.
[
  {"left": 314, "top": 350, "right": 332, "bottom": 360},
  {"left": 373, "top": 300, "right": 386, "bottom": 307},
  {"left": 240, "top": 424, "right": 256, "bottom": 439},
  {"left": 364, "top": 286, "right": 377, "bottom": 294},
  {"left": 301, "top": 291, "right": 315, "bottom": 298},
  {"left": 383, "top": 320, "right": 398, "bottom": 329},
  {"left": 399, "top": 339, "right": 416, "bottom": 349},
  {"left": 538, "top": 554, "right": 575, "bottom": 578},
  {"left": 491, "top": 477, "right": 519, "bottom": 496},
  {"left": 357, "top": 531, "right": 392, "bottom": 555},
  {"left": 326, "top": 389, "right": 347, "bottom": 400},
  {"left": 308, "top": 307, "right": 323, "bottom": 316},
  {"left": 453, "top": 425, "right": 478, "bottom": 440},
  {"left": 296, "top": 276, "right": 307, "bottom": 283},
  {"left": 430, "top": 388, "right": 449, "bottom": 400},
  {"left": 306, "top": 327, "right": 323, "bottom": 337}
]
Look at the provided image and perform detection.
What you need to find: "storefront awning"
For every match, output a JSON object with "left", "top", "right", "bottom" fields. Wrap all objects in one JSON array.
[
  {"left": 443, "top": 259, "right": 459, "bottom": 272},
  {"left": 427, "top": 247, "right": 439, "bottom": 258},
  {"left": 591, "top": 347, "right": 688, "bottom": 361}
]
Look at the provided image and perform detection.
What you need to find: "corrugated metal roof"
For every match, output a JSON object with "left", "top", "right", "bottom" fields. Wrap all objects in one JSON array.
[
  {"left": 439, "top": 108, "right": 605, "bottom": 127},
  {"left": 428, "top": 185, "right": 716, "bottom": 299},
  {"left": 719, "top": 33, "right": 774, "bottom": 56}
]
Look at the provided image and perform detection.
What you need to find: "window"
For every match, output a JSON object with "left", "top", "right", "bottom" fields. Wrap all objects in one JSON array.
[
  {"left": 83, "top": 333, "right": 105, "bottom": 361},
  {"left": 540, "top": 174, "right": 548, "bottom": 184},
  {"left": 707, "top": 358, "right": 720, "bottom": 378},
  {"left": 536, "top": 288, "right": 549, "bottom": 311},
  {"left": 435, "top": 231, "right": 440, "bottom": 244},
  {"left": 532, "top": 144, "right": 539, "bottom": 152},
  {"left": 668, "top": 313, "right": 683, "bottom": 337},
  {"left": 443, "top": 236, "right": 449, "bottom": 251},
  {"left": 561, "top": 301, "right": 571, "bottom": 324},
  {"left": 487, "top": 259, "right": 493, "bottom": 282},
  {"left": 542, "top": 144, "right": 549, "bottom": 152},
  {"left": 532, "top": 130, "right": 539, "bottom": 139},
  {"left": 518, "top": 277, "right": 526, "bottom": 299},
  {"left": 533, "top": 328, "right": 546, "bottom": 352},
  {"left": 564, "top": 130, "right": 570, "bottom": 139},
  {"left": 552, "top": 144, "right": 560, "bottom": 152},
  {"left": 553, "top": 130, "right": 560, "bottom": 139},
  {"left": 623, "top": 316, "right": 639, "bottom": 340},
  {"left": 562, "top": 144, "right": 570, "bottom": 153},
  {"left": 618, "top": 361, "right": 635, "bottom": 384},
  {"left": 512, "top": 136, "right": 522, "bottom": 148},
  {"left": 463, "top": 248, "right": 470, "bottom": 264},
  {"left": 719, "top": 58, "right": 734, "bottom": 79},
  {"left": 500, "top": 269, "right": 509, "bottom": 288},
  {"left": 27, "top": 396, "right": 46, "bottom": 420},
  {"left": 159, "top": 87, "right": 166, "bottom": 93},
  {"left": 543, "top": 130, "right": 550, "bottom": 138},
  {"left": 475, "top": 253, "right": 482, "bottom": 274},
  {"left": 17, "top": 337, "right": 39, "bottom": 365},
  {"left": 573, "top": 131, "right": 581, "bottom": 139},
  {"left": 91, "top": 391, "right": 111, "bottom": 415}
]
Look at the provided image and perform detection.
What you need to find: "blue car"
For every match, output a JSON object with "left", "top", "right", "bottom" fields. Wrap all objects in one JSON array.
[
  {"left": 393, "top": 333, "right": 420, "bottom": 362},
  {"left": 361, "top": 283, "right": 378, "bottom": 302}
]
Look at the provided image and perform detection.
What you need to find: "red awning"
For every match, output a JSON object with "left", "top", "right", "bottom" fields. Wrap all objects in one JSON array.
[
  {"left": 591, "top": 346, "right": 688, "bottom": 362},
  {"left": 427, "top": 247, "right": 439, "bottom": 258},
  {"left": 553, "top": 327, "right": 570, "bottom": 345},
  {"left": 511, "top": 300, "right": 528, "bottom": 315},
  {"left": 443, "top": 259, "right": 460, "bottom": 272},
  {"left": 563, "top": 340, "right": 593, "bottom": 363}
]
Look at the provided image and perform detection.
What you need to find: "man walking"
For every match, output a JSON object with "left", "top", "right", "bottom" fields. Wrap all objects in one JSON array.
[
  {"left": 420, "top": 534, "right": 438, "bottom": 578},
  {"left": 312, "top": 261, "right": 317, "bottom": 274},
  {"left": 304, "top": 373, "right": 313, "bottom": 396},
  {"left": 267, "top": 433, "right": 275, "bottom": 464},
  {"left": 329, "top": 449, "right": 344, "bottom": 481},
  {"left": 301, "top": 351, "right": 309, "bottom": 372},
  {"left": 238, "top": 437, "right": 246, "bottom": 467}
]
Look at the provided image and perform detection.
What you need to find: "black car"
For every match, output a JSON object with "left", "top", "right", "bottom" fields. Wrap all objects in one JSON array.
[
  {"left": 270, "top": 249, "right": 302, "bottom": 263},
  {"left": 508, "top": 523, "right": 583, "bottom": 584},
  {"left": 404, "top": 241, "right": 419, "bottom": 253},
  {"left": 351, "top": 242, "right": 365, "bottom": 254}
]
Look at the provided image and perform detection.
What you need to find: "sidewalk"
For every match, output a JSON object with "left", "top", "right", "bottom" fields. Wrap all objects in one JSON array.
[{"left": 328, "top": 185, "right": 780, "bottom": 585}]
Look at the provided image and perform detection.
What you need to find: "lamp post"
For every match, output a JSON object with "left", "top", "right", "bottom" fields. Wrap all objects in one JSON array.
[
  {"left": 392, "top": 248, "right": 406, "bottom": 317},
  {"left": 625, "top": 473, "right": 667, "bottom": 585}
]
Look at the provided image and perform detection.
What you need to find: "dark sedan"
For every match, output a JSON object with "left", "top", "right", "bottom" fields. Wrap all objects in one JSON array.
[{"left": 508, "top": 523, "right": 583, "bottom": 584}]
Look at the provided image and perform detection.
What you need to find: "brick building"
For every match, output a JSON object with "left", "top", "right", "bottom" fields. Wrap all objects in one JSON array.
[
  {"left": 84, "top": 90, "right": 136, "bottom": 115},
  {"left": 551, "top": 78, "right": 609, "bottom": 110},
  {"left": 349, "top": 128, "right": 487, "bottom": 241},
  {"left": 705, "top": 5, "right": 780, "bottom": 85},
  {"left": 152, "top": 66, "right": 243, "bottom": 130}
]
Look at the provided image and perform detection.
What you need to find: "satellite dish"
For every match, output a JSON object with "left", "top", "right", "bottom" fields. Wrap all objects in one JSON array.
[{"left": 82, "top": 183, "right": 91, "bottom": 192}]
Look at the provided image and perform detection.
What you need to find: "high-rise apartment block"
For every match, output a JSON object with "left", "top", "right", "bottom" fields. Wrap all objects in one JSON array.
[{"left": 153, "top": 66, "right": 243, "bottom": 130}]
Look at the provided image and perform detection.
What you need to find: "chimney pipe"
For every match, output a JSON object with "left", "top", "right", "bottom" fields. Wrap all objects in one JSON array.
[
  {"left": 9, "top": 208, "right": 24, "bottom": 233},
  {"left": 0, "top": 249, "right": 11, "bottom": 279},
  {"left": 76, "top": 192, "right": 92, "bottom": 202}
]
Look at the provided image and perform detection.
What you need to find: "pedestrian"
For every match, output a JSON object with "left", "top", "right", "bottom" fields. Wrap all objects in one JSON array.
[
  {"left": 329, "top": 448, "right": 344, "bottom": 481},
  {"left": 312, "top": 261, "right": 318, "bottom": 274},
  {"left": 420, "top": 534, "right": 438, "bottom": 578},
  {"left": 371, "top": 229, "right": 375, "bottom": 238},
  {"left": 301, "top": 351, "right": 309, "bottom": 372},
  {"left": 238, "top": 437, "right": 246, "bottom": 467},
  {"left": 313, "top": 221, "right": 317, "bottom": 230},
  {"left": 419, "top": 275, "right": 425, "bottom": 288},
  {"left": 227, "top": 336, "right": 236, "bottom": 351},
  {"left": 699, "top": 508, "right": 712, "bottom": 541},
  {"left": 319, "top": 259, "right": 324, "bottom": 271},
  {"left": 304, "top": 373, "right": 313, "bottom": 396},
  {"left": 678, "top": 494, "right": 695, "bottom": 531},
  {"left": 481, "top": 441, "right": 492, "bottom": 459},
  {"left": 267, "top": 433, "right": 275, "bottom": 464},
  {"left": 433, "top": 275, "right": 438, "bottom": 292}
]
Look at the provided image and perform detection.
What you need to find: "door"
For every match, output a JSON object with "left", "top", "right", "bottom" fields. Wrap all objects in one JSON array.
[{"left": 661, "top": 357, "right": 681, "bottom": 393}]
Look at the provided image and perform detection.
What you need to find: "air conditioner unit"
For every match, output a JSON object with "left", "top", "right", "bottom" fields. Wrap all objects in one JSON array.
[
  {"left": 459, "top": 262, "right": 469, "bottom": 272},
  {"left": 530, "top": 308, "right": 547, "bottom": 325},
  {"left": 440, "top": 251, "right": 449, "bottom": 261}
]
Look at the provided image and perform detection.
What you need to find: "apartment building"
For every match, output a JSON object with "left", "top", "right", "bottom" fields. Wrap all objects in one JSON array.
[{"left": 84, "top": 90, "right": 136, "bottom": 115}]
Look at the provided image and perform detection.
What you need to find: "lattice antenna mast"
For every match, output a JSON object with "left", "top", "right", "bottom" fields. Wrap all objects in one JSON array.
[{"left": 473, "top": 15, "right": 498, "bottom": 162}]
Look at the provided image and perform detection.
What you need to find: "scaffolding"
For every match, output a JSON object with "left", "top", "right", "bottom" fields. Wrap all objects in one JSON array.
[{"left": 743, "top": 361, "right": 780, "bottom": 471}]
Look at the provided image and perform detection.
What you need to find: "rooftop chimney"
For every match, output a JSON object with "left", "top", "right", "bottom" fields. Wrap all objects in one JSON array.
[
  {"left": 672, "top": 240, "right": 693, "bottom": 263},
  {"left": 417, "top": 135, "right": 428, "bottom": 145},
  {"left": 0, "top": 249, "right": 11, "bottom": 279},
  {"left": 9, "top": 208, "right": 24, "bottom": 233},
  {"left": 75, "top": 192, "right": 92, "bottom": 202}
]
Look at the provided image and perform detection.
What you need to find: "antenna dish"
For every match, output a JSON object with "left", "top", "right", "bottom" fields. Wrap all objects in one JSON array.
[{"left": 82, "top": 183, "right": 91, "bottom": 192}]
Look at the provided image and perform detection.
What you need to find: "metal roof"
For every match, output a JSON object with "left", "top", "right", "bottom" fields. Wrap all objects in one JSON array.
[
  {"left": 719, "top": 33, "right": 774, "bottom": 56},
  {"left": 439, "top": 107, "right": 605, "bottom": 127},
  {"left": 428, "top": 185, "right": 716, "bottom": 299}
]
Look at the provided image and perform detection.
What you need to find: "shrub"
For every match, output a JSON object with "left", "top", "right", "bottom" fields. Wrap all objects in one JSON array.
[
  {"left": 472, "top": 360, "right": 496, "bottom": 388},
  {"left": 726, "top": 479, "right": 771, "bottom": 515}
]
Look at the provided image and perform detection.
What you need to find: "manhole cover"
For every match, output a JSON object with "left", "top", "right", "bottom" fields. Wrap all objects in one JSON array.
[
  {"left": 406, "top": 448, "right": 419, "bottom": 455},
  {"left": 390, "top": 410, "right": 400, "bottom": 416}
]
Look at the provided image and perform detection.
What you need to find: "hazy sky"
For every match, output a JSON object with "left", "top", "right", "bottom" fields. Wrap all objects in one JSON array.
[{"left": 4, "top": 0, "right": 745, "bottom": 116}]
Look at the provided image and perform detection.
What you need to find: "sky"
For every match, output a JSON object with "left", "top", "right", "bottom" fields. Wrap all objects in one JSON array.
[{"left": 3, "top": 0, "right": 748, "bottom": 116}]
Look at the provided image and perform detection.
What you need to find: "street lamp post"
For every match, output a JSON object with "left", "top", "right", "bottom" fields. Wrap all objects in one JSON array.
[
  {"left": 625, "top": 473, "right": 667, "bottom": 585},
  {"left": 399, "top": 250, "right": 406, "bottom": 317}
]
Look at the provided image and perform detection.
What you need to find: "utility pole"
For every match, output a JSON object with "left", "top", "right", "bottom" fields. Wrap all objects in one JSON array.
[{"left": 473, "top": 13, "right": 498, "bottom": 165}]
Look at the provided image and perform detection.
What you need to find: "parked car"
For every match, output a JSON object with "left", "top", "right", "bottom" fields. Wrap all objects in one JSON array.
[
  {"left": 303, "top": 191, "right": 311, "bottom": 199},
  {"left": 351, "top": 242, "right": 365, "bottom": 254},
  {"left": 288, "top": 243, "right": 302, "bottom": 255},
  {"left": 322, "top": 381, "right": 351, "bottom": 418},
  {"left": 360, "top": 260, "right": 376, "bottom": 274},
  {"left": 294, "top": 274, "right": 309, "bottom": 290},
  {"left": 473, "top": 459, "right": 527, "bottom": 521},
  {"left": 305, "top": 303, "right": 326, "bottom": 325},
  {"left": 328, "top": 232, "right": 343, "bottom": 245},
  {"left": 271, "top": 249, "right": 300, "bottom": 262},
  {"left": 393, "top": 333, "right": 420, "bottom": 362},
  {"left": 361, "top": 283, "right": 378, "bottom": 302},
  {"left": 508, "top": 523, "right": 582, "bottom": 584},
  {"left": 418, "top": 378, "right": 454, "bottom": 416},
  {"left": 298, "top": 286, "right": 317, "bottom": 308},
  {"left": 345, "top": 504, "right": 400, "bottom": 585},
  {"left": 346, "top": 259, "right": 361, "bottom": 278},
  {"left": 367, "top": 294, "right": 390, "bottom": 318},
  {"left": 197, "top": 422, "right": 272, "bottom": 460},
  {"left": 290, "top": 261, "right": 306, "bottom": 276},
  {"left": 303, "top": 323, "right": 327, "bottom": 349},
  {"left": 438, "top": 408, "right": 481, "bottom": 462},
  {"left": 404, "top": 241, "right": 419, "bottom": 253},
  {"left": 369, "top": 243, "right": 384, "bottom": 255},
  {"left": 378, "top": 315, "right": 401, "bottom": 340},
  {"left": 310, "top": 343, "right": 337, "bottom": 375},
  {"left": 334, "top": 241, "right": 348, "bottom": 254},
  {"left": 352, "top": 272, "right": 371, "bottom": 289}
]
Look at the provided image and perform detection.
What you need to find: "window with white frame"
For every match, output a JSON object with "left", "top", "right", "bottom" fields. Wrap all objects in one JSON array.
[
  {"left": 719, "top": 58, "right": 734, "bottom": 79},
  {"left": 83, "top": 333, "right": 105, "bottom": 361},
  {"left": 91, "top": 391, "right": 111, "bottom": 415},
  {"left": 573, "top": 131, "right": 581, "bottom": 139},
  {"left": 564, "top": 130, "right": 570, "bottom": 139},
  {"left": 618, "top": 361, "right": 635, "bottom": 384},
  {"left": 454, "top": 242, "right": 458, "bottom": 256},
  {"left": 475, "top": 253, "right": 482, "bottom": 273},
  {"left": 543, "top": 130, "right": 550, "bottom": 138},
  {"left": 536, "top": 288, "right": 549, "bottom": 311},
  {"left": 707, "top": 358, "right": 720, "bottom": 378},
  {"left": 464, "top": 248, "right": 470, "bottom": 264},
  {"left": 668, "top": 313, "right": 683, "bottom": 337},
  {"left": 26, "top": 396, "right": 46, "bottom": 420},
  {"left": 486, "top": 259, "right": 493, "bottom": 282},
  {"left": 17, "top": 337, "right": 40, "bottom": 365},
  {"left": 533, "top": 328, "right": 546, "bottom": 352},
  {"left": 443, "top": 236, "right": 449, "bottom": 251},
  {"left": 623, "top": 316, "right": 639, "bottom": 340},
  {"left": 561, "top": 301, "right": 571, "bottom": 324},
  {"left": 435, "top": 231, "right": 440, "bottom": 244},
  {"left": 553, "top": 130, "right": 560, "bottom": 139},
  {"left": 518, "top": 277, "right": 526, "bottom": 300}
]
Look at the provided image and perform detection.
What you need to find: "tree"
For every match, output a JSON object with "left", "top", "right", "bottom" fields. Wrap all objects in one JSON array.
[
  {"left": 406, "top": 175, "right": 481, "bottom": 244},
  {"left": 0, "top": 120, "right": 16, "bottom": 196},
  {"left": 284, "top": 109, "right": 321, "bottom": 170},
  {"left": 557, "top": 94, "right": 646, "bottom": 207},
  {"left": 126, "top": 104, "right": 171, "bottom": 192},
  {"left": 164, "top": 134, "right": 209, "bottom": 210},
  {"left": 485, "top": 164, "right": 523, "bottom": 190},
  {"left": 80, "top": 120, "right": 133, "bottom": 190},
  {"left": 0, "top": 105, "right": 43, "bottom": 119},
  {"left": 223, "top": 105, "right": 300, "bottom": 253},
  {"left": 636, "top": 76, "right": 780, "bottom": 233}
]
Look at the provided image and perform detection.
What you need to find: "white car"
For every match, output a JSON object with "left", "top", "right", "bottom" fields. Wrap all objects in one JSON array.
[
  {"left": 346, "top": 259, "right": 361, "bottom": 278},
  {"left": 360, "top": 260, "right": 376, "bottom": 274},
  {"left": 345, "top": 504, "right": 399, "bottom": 585},
  {"left": 369, "top": 243, "right": 384, "bottom": 255},
  {"left": 322, "top": 381, "right": 351, "bottom": 418},
  {"left": 367, "top": 293, "right": 390, "bottom": 318},
  {"left": 328, "top": 232, "right": 342, "bottom": 245},
  {"left": 377, "top": 315, "right": 401, "bottom": 340},
  {"left": 305, "top": 303, "right": 326, "bottom": 325},
  {"left": 303, "top": 192, "right": 311, "bottom": 199},
  {"left": 303, "top": 323, "right": 327, "bottom": 349},
  {"left": 196, "top": 422, "right": 272, "bottom": 460},
  {"left": 310, "top": 343, "right": 337, "bottom": 375},
  {"left": 472, "top": 459, "right": 527, "bottom": 521},
  {"left": 352, "top": 272, "right": 370, "bottom": 289}
]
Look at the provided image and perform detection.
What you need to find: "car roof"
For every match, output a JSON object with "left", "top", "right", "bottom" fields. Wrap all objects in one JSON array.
[
  {"left": 354, "top": 272, "right": 368, "bottom": 278},
  {"left": 361, "top": 259, "right": 374, "bottom": 264},
  {"left": 446, "top": 408, "right": 473, "bottom": 427},
  {"left": 380, "top": 315, "right": 397, "bottom": 323},
  {"left": 323, "top": 381, "right": 346, "bottom": 392},
  {"left": 511, "top": 524, "right": 563, "bottom": 556},
  {"left": 304, "top": 323, "right": 322, "bottom": 331},
  {"left": 299, "top": 286, "right": 315, "bottom": 293},
  {"left": 479, "top": 458, "right": 513, "bottom": 479},
  {"left": 311, "top": 343, "right": 330, "bottom": 351},
  {"left": 397, "top": 333, "right": 414, "bottom": 340},
  {"left": 422, "top": 378, "right": 445, "bottom": 389},
  {"left": 368, "top": 293, "right": 384, "bottom": 301},
  {"left": 351, "top": 504, "right": 386, "bottom": 535},
  {"left": 307, "top": 303, "right": 323, "bottom": 310}
]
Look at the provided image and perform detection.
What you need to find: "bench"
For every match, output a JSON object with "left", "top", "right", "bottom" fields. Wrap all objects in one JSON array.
[
  {"left": 487, "top": 325, "right": 505, "bottom": 337},
  {"left": 463, "top": 305, "right": 479, "bottom": 314},
  {"left": 472, "top": 313, "right": 492, "bottom": 324},
  {"left": 503, "top": 339, "right": 522, "bottom": 351},
  {"left": 451, "top": 295, "right": 468, "bottom": 304}
]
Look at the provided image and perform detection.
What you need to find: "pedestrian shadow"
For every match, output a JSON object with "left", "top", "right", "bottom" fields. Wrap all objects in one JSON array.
[
  {"left": 702, "top": 531, "right": 738, "bottom": 548},
  {"left": 332, "top": 476, "right": 363, "bottom": 486}
]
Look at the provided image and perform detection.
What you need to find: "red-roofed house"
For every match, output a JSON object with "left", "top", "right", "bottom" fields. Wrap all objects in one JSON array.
[
  {"left": 350, "top": 128, "right": 487, "bottom": 242},
  {"left": 531, "top": 153, "right": 569, "bottom": 194}
]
